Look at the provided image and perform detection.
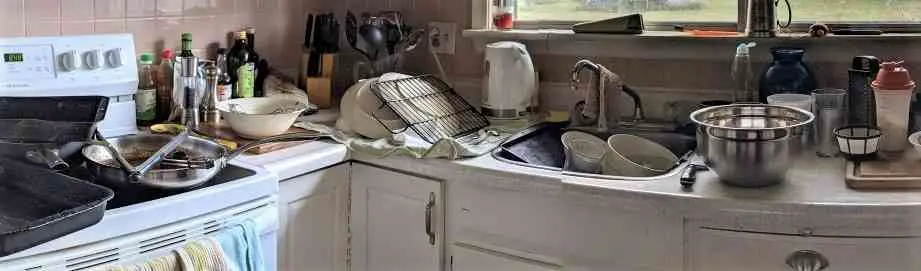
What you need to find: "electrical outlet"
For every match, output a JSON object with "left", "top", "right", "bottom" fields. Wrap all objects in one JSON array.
[{"left": 429, "top": 22, "right": 456, "bottom": 55}]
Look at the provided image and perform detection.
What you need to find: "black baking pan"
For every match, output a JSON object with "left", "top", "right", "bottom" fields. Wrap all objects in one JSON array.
[
  {"left": 0, "top": 157, "right": 114, "bottom": 257},
  {"left": 0, "top": 96, "right": 109, "bottom": 123}
]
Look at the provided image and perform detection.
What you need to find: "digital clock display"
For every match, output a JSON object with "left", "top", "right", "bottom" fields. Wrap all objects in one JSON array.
[{"left": 3, "top": 53, "right": 24, "bottom": 63}]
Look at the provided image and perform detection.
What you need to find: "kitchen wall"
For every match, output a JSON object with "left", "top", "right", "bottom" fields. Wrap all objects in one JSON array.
[
  {"left": 0, "top": 0, "right": 321, "bottom": 72},
  {"left": 319, "top": 0, "right": 921, "bottom": 120}
]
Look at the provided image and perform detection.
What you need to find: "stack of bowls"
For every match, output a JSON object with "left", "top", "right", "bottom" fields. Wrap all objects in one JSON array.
[
  {"left": 691, "top": 104, "right": 815, "bottom": 187},
  {"left": 561, "top": 132, "right": 680, "bottom": 178}
]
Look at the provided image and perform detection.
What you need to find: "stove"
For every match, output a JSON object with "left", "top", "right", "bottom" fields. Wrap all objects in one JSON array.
[{"left": 63, "top": 164, "right": 257, "bottom": 209}]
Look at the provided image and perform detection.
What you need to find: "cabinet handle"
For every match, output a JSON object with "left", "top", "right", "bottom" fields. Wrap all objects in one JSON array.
[
  {"left": 425, "top": 192, "right": 436, "bottom": 246},
  {"left": 786, "top": 250, "right": 829, "bottom": 271}
]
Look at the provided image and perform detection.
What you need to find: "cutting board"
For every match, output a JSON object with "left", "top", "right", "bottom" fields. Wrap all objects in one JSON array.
[
  {"left": 846, "top": 151, "right": 921, "bottom": 189},
  {"left": 196, "top": 121, "right": 310, "bottom": 154}
]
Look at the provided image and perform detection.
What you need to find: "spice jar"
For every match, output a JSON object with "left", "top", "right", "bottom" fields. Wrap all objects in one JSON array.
[{"left": 492, "top": 0, "right": 514, "bottom": 30}]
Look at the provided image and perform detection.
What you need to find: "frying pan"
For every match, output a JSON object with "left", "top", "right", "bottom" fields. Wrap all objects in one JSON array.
[{"left": 81, "top": 132, "right": 326, "bottom": 189}]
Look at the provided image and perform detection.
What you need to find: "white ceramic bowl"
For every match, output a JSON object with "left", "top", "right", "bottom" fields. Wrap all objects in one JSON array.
[
  {"left": 602, "top": 134, "right": 679, "bottom": 177},
  {"left": 561, "top": 131, "right": 607, "bottom": 173},
  {"left": 338, "top": 79, "right": 407, "bottom": 139},
  {"left": 217, "top": 97, "right": 308, "bottom": 139}
]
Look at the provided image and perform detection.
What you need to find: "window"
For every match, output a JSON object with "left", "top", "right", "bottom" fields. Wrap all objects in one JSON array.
[{"left": 514, "top": 0, "right": 921, "bottom": 30}]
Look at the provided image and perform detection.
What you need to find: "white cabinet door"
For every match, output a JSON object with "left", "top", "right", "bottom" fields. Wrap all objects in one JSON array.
[
  {"left": 689, "top": 227, "right": 921, "bottom": 271},
  {"left": 452, "top": 244, "right": 560, "bottom": 271},
  {"left": 278, "top": 164, "right": 349, "bottom": 271},
  {"left": 351, "top": 163, "right": 444, "bottom": 271}
]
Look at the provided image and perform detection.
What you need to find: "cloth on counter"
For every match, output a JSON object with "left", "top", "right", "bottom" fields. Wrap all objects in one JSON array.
[
  {"left": 215, "top": 219, "right": 265, "bottom": 271},
  {"left": 296, "top": 119, "right": 536, "bottom": 159}
]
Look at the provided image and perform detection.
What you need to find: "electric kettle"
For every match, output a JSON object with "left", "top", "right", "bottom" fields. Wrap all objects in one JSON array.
[{"left": 482, "top": 41, "right": 538, "bottom": 120}]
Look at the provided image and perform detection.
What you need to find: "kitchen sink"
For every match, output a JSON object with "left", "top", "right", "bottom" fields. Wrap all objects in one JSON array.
[{"left": 493, "top": 121, "right": 697, "bottom": 180}]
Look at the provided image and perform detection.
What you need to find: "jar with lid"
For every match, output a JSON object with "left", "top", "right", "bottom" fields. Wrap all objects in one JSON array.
[{"left": 492, "top": 0, "right": 514, "bottom": 30}]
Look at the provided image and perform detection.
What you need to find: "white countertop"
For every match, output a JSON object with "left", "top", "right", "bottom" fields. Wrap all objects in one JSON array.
[{"left": 235, "top": 112, "right": 921, "bottom": 209}]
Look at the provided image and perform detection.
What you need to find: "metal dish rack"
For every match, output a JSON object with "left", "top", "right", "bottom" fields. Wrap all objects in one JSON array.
[{"left": 371, "top": 75, "right": 490, "bottom": 143}]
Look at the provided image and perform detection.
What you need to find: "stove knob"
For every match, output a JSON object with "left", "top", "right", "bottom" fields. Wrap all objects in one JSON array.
[
  {"left": 83, "top": 49, "right": 102, "bottom": 70},
  {"left": 105, "top": 48, "right": 123, "bottom": 68},
  {"left": 58, "top": 50, "right": 80, "bottom": 72}
]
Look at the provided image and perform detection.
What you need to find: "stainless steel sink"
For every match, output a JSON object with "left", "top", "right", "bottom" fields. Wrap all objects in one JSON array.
[{"left": 492, "top": 122, "right": 697, "bottom": 180}]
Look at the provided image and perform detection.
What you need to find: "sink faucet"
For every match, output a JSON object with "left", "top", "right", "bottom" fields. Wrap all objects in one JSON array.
[
  {"left": 571, "top": 60, "right": 647, "bottom": 131},
  {"left": 571, "top": 60, "right": 608, "bottom": 131}
]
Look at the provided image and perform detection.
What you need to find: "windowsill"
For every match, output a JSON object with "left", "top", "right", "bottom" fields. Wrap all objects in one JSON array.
[{"left": 462, "top": 28, "right": 921, "bottom": 41}]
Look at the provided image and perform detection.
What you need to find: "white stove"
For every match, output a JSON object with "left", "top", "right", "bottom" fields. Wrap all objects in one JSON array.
[
  {"left": 0, "top": 34, "right": 280, "bottom": 270},
  {"left": 0, "top": 34, "right": 139, "bottom": 137}
]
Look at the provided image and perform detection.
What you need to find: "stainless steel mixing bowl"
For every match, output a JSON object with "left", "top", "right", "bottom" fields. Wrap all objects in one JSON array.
[{"left": 690, "top": 104, "right": 815, "bottom": 187}]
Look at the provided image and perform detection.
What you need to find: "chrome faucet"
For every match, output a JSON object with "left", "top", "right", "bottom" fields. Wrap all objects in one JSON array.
[
  {"left": 571, "top": 60, "right": 608, "bottom": 131},
  {"left": 571, "top": 60, "right": 647, "bottom": 131}
]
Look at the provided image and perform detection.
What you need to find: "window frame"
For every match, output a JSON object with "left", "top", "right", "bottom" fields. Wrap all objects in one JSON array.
[{"left": 477, "top": 0, "right": 921, "bottom": 33}]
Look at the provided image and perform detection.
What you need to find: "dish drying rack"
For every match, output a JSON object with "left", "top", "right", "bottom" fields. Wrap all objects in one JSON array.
[{"left": 371, "top": 75, "right": 490, "bottom": 143}]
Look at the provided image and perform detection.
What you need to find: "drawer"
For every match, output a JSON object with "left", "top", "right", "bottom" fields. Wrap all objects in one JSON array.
[
  {"left": 449, "top": 181, "right": 563, "bottom": 263},
  {"left": 689, "top": 228, "right": 921, "bottom": 271}
]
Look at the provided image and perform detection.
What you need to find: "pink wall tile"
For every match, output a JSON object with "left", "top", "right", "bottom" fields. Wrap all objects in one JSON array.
[
  {"left": 94, "top": 0, "right": 126, "bottom": 19},
  {"left": 184, "top": 0, "right": 234, "bottom": 16},
  {"left": 0, "top": 0, "right": 26, "bottom": 37},
  {"left": 157, "top": 0, "right": 183, "bottom": 16},
  {"left": 126, "top": 0, "right": 156, "bottom": 17},
  {"left": 27, "top": 21, "right": 62, "bottom": 36},
  {"left": 62, "top": 0, "right": 95, "bottom": 20},
  {"left": 26, "top": 0, "right": 61, "bottom": 22},
  {"left": 125, "top": 18, "right": 157, "bottom": 51},
  {"left": 61, "top": 21, "right": 95, "bottom": 34},
  {"left": 94, "top": 19, "right": 126, "bottom": 33}
]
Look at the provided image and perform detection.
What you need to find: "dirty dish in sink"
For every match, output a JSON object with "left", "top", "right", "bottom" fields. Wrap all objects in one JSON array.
[
  {"left": 217, "top": 97, "right": 308, "bottom": 139},
  {"left": 603, "top": 134, "right": 679, "bottom": 177},
  {"left": 561, "top": 131, "right": 607, "bottom": 174}
]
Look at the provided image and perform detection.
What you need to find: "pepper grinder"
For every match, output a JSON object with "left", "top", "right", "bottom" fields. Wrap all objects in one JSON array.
[{"left": 201, "top": 64, "right": 220, "bottom": 125}]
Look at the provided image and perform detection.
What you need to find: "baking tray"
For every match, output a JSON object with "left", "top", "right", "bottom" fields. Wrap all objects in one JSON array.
[{"left": 0, "top": 157, "right": 114, "bottom": 256}]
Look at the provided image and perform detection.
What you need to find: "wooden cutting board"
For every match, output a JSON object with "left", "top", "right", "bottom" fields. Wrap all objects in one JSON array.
[
  {"left": 846, "top": 151, "right": 921, "bottom": 189},
  {"left": 195, "top": 121, "right": 310, "bottom": 154}
]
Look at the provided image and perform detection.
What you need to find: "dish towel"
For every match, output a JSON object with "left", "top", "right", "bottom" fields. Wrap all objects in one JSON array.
[
  {"left": 576, "top": 64, "right": 625, "bottom": 127},
  {"left": 214, "top": 219, "right": 266, "bottom": 271},
  {"left": 296, "top": 119, "right": 537, "bottom": 159},
  {"left": 93, "top": 251, "right": 182, "bottom": 271},
  {"left": 177, "top": 238, "right": 230, "bottom": 271}
]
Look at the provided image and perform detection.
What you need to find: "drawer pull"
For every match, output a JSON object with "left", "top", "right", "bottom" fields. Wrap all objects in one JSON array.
[
  {"left": 425, "top": 192, "right": 436, "bottom": 246},
  {"left": 786, "top": 250, "right": 829, "bottom": 271}
]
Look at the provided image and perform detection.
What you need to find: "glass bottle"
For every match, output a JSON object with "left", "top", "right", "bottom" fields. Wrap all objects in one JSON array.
[
  {"left": 156, "top": 49, "right": 174, "bottom": 122},
  {"left": 215, "top": 48, "right": 233, "bottom": 102},
  {"left": 228, "top": 31, "right": 256, "bottom": 98},
  {"left": 136, "top": 53, "right": 158, "bottom": 126},
  {"left": 759, "top": 47, "right": 817, "bottom": 102}
]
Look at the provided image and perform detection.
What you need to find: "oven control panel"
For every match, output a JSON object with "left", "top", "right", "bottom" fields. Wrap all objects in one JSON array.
[{"left": 0, "top": 34, "right": 138, "bottom": 97}]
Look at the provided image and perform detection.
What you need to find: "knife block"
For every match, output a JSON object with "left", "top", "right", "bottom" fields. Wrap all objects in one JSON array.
[{"left": 302, "top": 53, "right": 337, "bottom": 109}]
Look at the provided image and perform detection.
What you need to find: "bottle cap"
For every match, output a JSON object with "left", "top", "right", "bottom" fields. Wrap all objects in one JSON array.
[
  {"left": 182, "top": 33, "right": 192, "bottom": 41},
  {"left": 138, "top": 53, "right": 154, "bottom": 65},
  {"left": 161, "top": 48, "right": 174, "bottom": 59},
  {"left": 238, "top": 31, "right": 248, "bottom": 39},
  {"left": 873, "top": 61, "right": 916, "bottom": 90}
]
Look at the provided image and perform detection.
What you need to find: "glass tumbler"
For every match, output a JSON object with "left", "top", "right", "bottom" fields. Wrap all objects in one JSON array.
[{"left": 813, "top": 88, "right": 848, "bottom": 157}]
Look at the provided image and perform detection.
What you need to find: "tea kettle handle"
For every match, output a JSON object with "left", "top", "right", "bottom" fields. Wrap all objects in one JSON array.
[{"left": 776, "top": 0, "right": 793, "bottom": 28}]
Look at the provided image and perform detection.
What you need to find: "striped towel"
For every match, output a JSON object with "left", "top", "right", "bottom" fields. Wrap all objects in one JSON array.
[{"left": 95, "top": 237, "right": 229, "bottom": 271}]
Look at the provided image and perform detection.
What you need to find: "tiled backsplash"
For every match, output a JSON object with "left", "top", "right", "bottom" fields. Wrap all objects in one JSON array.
[{"left": 0, "top": 0, "right": 321, "bottom": 71}]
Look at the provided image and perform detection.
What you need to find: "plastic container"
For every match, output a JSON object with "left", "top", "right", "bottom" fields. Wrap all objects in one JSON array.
[
  {"left": 767, "top": 93, "right": 813, "bottom": 112},
  {"left": 731, "top": 42, "right": 758, "bottom": 103},
  {"left": 872, "top": 61, "right": 916, "bottom": 152},
  {"left": 813, "top": 88, "right": 848, "bottom": 157}
]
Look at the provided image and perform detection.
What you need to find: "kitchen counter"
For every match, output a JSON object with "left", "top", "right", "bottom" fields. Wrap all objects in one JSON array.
[{"left": 238, "top": 114, "right": 921, "bottom": 216}]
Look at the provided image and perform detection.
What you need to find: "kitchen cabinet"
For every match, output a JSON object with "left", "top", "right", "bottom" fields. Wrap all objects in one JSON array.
[
  {"left": 688, "top": 227, "right": 921, "bottom": 271},
  {"left": 278, "top": 164, "right": 349, "bottom": 271},
  {"left": 350, "top": 163, "right": 444, "bottom": 271},
  {"left": 452, "top": 244, "right": 560, "bottom": 271}
]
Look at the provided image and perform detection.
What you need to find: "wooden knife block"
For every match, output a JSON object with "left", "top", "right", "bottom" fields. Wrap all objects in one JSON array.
[{"left": 303, "top": 54, "right": 336, "bottom": 109}]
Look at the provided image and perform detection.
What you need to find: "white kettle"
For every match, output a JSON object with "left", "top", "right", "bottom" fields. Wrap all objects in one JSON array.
[{"left": 483, "top": 41, "right": 538, "bottom": 120}]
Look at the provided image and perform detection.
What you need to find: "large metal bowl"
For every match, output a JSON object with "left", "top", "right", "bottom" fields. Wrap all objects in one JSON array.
[{"left": 690, "top": 104, "right": 815, "bottom": 187}]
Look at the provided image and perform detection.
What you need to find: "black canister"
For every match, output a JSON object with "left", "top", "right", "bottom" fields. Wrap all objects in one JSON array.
[{"left": 847, "top": 56, "right": 880, "bottom": 127}]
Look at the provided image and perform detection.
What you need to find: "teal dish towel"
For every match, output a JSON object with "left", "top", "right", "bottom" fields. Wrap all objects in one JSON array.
[{"left": 215, "top": 219, "right": 266, "bottom": 271}]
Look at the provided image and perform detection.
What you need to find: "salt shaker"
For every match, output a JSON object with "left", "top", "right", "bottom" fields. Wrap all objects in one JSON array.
[{"left": 872, "top": 61, "right": 916, "bottom": 152}]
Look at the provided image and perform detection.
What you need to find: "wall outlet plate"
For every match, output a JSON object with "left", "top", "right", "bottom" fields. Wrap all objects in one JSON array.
[{"left": 429, "top": 22, "right": 456, "bottom": 55}]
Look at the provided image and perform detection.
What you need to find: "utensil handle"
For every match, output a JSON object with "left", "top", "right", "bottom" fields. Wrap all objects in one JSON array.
[
  {"left": 133, "top": 128, "right": 190, "bottom": 178},
  {"left": 227, "top": 132, "right": 327, "bottom": 160}
]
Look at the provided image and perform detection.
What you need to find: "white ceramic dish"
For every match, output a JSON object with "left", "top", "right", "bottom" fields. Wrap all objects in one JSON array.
[
  {"left": 602, "top": 134, "right": 679, "bottom": 177},
  {"left": 338, "top": 78, "right": 407, "bottom": 139},
  {"left": 217, "top": 97, "right": 308, "bottom": 139},
  {"left": 561, "top": 131, "right": 607, "bottom": 174}
]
